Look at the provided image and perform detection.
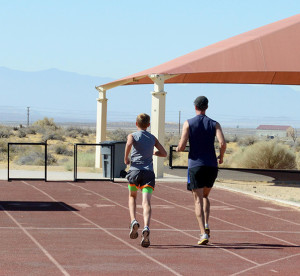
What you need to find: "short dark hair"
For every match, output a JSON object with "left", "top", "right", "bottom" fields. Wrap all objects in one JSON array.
[{"left": 194, "top": 96, "right": 208, "bottom": 111}]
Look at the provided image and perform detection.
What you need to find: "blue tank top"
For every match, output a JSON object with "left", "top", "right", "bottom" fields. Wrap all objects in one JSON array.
[
  {"left": 188, "top": 115, "right": 218, "bottom": 168},
  {"left": 130, "top": 130, "right": 156, "bottom": 171}
]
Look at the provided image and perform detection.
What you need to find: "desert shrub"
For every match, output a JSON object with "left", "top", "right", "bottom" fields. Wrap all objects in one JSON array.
[
  {"left": 0, "top": 126, "right": 12, "bottom": 138},
  {"left": 0, "top": 140, "right": 8, "bottom": 153},
  {"left": 34, "top": 117, "right": 58, "bottom": 129},
  {"left": 17, "top": 129, "right": 27, "bottom": 138},
  {"left": 16, "top": 151, "right": 56, "bottom": 166},
  {"left": 65, "top": 127, "right": 94, "bottom": 137},
  {"left": 229, "top": 141, "right": 296, "bottom": 170},
  {"left": 66, "top": 130, "right": 78, "bottom": 138},
  {"left": 237, "top": 136, "right": 257, "bottom": 147},
  {"left": 107, "top": 128, "right": 129, "bottom": 141},
  {"left": 164, "top": 133, "right": 180, "bottom": 159},
  {"left": 54, "top": 145, "right": 73, "bottom": 156},
  {"left": 33, "top": 117, "right": 60, "bottom": 134},
  {"left": 165, "top": 133, "right": 180, "bottom": 147},
  {"left": 42, "top": 131, "right": 65, "bottom": 142},
  {"left": 225, "top": 135, "right": 238, "bottom": 143},
  {"left": 25, "top": 127, "right": 37, "bottom": 135},
  {"left": 297, "top": 153, "right": 300, "bottom": 170}
]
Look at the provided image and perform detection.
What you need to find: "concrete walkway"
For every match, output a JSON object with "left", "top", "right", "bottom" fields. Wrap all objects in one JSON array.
[{"left": 2, "top": 167, "right": 300, "bottom": 183}]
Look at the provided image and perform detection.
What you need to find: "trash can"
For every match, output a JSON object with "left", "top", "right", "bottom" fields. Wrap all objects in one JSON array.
[{"left": 101, "top": 141, "right": 126, "bottom": 178}]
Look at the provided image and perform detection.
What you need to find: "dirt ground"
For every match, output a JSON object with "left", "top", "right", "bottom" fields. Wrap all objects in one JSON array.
[{"left": 215, "top": 180, "right": 300, "bottom": 205}]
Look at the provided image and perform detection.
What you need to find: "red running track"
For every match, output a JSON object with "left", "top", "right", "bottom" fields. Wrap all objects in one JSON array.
[{"left": 0, "top": 180, "right": 299, "bottom": 275}]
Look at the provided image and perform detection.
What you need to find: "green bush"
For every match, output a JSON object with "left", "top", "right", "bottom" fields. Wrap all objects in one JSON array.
[
  {"left": 77, "top": 152, "right": 95, "bottom": 167},
  {"left": 229, "top": 141, "right": 296, "bottom": 170}
]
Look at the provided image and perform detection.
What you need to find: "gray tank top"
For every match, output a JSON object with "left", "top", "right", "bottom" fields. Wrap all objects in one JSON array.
[{"left": 130, "top": 130, "right": 156, "bottom": 171}]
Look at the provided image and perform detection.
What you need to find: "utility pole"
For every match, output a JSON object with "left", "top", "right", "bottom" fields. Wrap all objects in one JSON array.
[
  {"left": 179, "top": 110, "right": 181, "bottom": 136},
  {"left": 27, "top": 107, "right": 30, "bottom": 127}
]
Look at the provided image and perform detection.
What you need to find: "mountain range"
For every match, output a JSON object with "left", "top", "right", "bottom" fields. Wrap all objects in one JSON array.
[{"left": 1, "top": 67, "right": 300, "bottom": 128}]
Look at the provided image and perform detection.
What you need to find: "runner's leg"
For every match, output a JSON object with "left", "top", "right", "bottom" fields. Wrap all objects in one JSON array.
[
  {"left": 142, "top": 191, "right": 152, "bottom": 227},
  {"left": 192, "top": 188, "right": 205, "bottom": 235},
  {"left": 203, "top": 187, "right": 212, "bottom": 225},
  {"left": 129, "top": 190, "right": 138, "bottom": 222}
]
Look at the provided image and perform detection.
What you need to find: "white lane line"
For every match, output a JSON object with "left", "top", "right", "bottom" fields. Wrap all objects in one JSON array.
[
  {"left": 1, "top": 227, "right": 300, "bottom": 234},
  {"left": 22, "top": 181, "right": 182, "bottom": 276},
  {"left": 230, "top": 252, "right": 300, "bottom": 276},
  {"left": 258, "top": 207, "right": 282, "bottom": 211},
  {"left": 70, "top": 181, "right": 259, "bottom": 266},
  {"left": 162, "top": 183, "right": 300, "bottom": 227},
  {"left": 0, "top": 205, "right": 70, "bottom": 276},
  {"left": 153, "top": 185, "right": 299, "bottom": 246}
]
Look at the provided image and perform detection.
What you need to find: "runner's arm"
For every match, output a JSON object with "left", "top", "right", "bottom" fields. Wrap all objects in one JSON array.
[
  {"left": 216, "top": 122, "right": 226, "bottom": 164},
  {"left": 176, "top": 120, "right": 189, "bottom": 152},
  {"left": 124, "top": 134, "right": 134, "bottom": 165},
  {"left": 153, "top": 138, "right": 167, "bottom": 157}
]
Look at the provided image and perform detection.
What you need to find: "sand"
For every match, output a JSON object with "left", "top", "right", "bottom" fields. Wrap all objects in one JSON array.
[{"left": 215, "top": 180, "right": 300, "bottom": 207}]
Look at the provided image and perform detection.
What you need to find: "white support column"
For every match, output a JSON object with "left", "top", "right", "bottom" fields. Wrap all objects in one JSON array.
[
  {"left": 150, "top": 74, "right": 167, "bottom": 178},
  {"left": 95, "top": 89, "right": 108, "bottom": 168}
]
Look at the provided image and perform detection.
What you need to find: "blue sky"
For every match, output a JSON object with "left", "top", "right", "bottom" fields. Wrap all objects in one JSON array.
[
  {"left": 1, "top": 0, "right": 299, "bottom": 78},
  {"left": 1, "top": 1, "right": 300, "bottom": 126}
]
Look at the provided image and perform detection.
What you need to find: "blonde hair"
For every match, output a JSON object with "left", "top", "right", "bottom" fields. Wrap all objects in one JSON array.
[{"left": 136, "top": 113, "right": 150, "bottom": 128}]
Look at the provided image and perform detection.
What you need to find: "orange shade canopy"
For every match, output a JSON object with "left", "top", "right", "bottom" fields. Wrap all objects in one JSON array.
[{"left": 97, "top": 14, "right": 300, "bottom": 91}]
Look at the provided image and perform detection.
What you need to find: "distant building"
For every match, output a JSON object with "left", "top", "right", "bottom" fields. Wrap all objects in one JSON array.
[{"left": 256, "top": 125, "right": 291, "bottom": 138}]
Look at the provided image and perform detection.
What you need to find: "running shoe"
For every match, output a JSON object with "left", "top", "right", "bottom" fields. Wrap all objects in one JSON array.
[
  {"left": 141, "top": 226, "right": 150, "bottom": 248},
  {"left": 198, "top": 233, "right": 209, "bottom": 245},
  {"left": 129, "top": 220, "right": 140, "bottom": 239},
  {"left": 205, "top": 227, "right": 210, "bottom": 238}
]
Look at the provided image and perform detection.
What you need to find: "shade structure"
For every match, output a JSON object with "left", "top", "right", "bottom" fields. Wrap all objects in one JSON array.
[{"left": 97, "top": 14, "right": 300, "bottom": 90}]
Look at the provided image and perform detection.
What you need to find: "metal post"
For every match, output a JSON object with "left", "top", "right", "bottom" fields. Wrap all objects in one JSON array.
[
  {"left": 74, "top": 144, "right": 77, "bottom": 181},
  {"left": 45, "top": 141, "right": 47, "bottom": 181},
  {"left": 7, "top": 143, "right": 10, "bottom": 181},
  {"left": 179, "top": 111, "right": 181, "bottom": 136},
  {"left": 111, "top": 145, "right": 115, "bottom": 182},
  {"left": 27, "top": 107, "right": 30, "bottom": 127},
  {"left": 169, "top": 145, "right": 173, "bottom": 169}
]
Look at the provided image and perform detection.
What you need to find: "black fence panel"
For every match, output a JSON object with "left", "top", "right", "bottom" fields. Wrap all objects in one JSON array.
[
  {"left": 74, "top": 143, "right": 115, "bottom": 182},
  {"left": 8, "top": 142, "right": 47, "bottom": 182},
  {"left": 169, "top": 145, "right": 189, "bottom": 169}
]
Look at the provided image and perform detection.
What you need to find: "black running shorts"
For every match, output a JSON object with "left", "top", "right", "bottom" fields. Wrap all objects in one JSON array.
[
  {"left": 187, "top": 166, "right": 218, "bottom": 191},
  {"left": 126, "top": 170, "right": 155, "bottom": 190}
]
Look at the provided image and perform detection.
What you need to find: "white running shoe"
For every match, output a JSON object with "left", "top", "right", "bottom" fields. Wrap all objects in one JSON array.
[
  {"left": 141, "top": 226, "right": 150, "bottom": 248},
  {"left": 129, "top": 220, "right": 140, "bottom": 239},
  {"left": 198, "top": 233, "right": 209, "bottom": 245}
]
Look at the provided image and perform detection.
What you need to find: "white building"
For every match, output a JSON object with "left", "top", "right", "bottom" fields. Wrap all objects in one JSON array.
[{"left": 256, "top": 125, "right": 291, "bottom": 138}]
